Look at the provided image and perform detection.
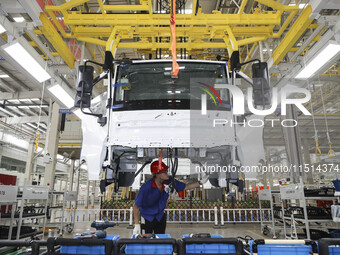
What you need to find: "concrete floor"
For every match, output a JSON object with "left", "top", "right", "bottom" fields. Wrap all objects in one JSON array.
[{"left": 63, "top": 222, "right": 267, "bottom": 240}]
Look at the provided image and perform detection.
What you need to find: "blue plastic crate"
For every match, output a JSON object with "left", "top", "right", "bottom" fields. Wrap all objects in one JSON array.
[
  {"left": 183, "top": 234, "right": 236, "bottom": 254},
  {"left": 125, "top": 234, "right": 173, "bottom": 254},
  {"left": 60, "top": 235, "right": 120, "bottom": 255},
  {"left": 329, "top": 246, "right": 340, "bottom": 255},
  {"left": 249, "top": 240, "right": 313, "bottom": 255}
]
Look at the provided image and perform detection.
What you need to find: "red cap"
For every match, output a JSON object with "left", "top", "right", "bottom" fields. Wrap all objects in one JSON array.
[{"left": 151, "top": 161, "right": 168, "bottom": 175}]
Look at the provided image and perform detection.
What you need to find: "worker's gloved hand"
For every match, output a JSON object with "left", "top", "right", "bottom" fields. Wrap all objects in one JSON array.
[
  {"left": 133, "top": 224, "right": 141, "bottom": 236},
  {"left": 201, "top": 172, "right": 209, "bottom": 184}
]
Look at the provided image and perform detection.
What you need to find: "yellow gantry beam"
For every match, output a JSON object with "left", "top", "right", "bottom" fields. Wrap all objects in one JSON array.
[
  {"left": 271, "top": 5, "right": 313, "bottom": 65},
  {"left": 46, "top": 0, "right": 89, "bottom": 11},
  {"left": 273, "top": 9, "right": 298, "bottom": 38},
  {"left": 225, "top": 25, "right": 238, "bottom": 51},
  {"left": 78, "top": 37, "right": 106, "bottom": 46},
  {"left": 116, "top": 42, "right": 228, "bottom": 49},
  {"left": 256, "top": 0, "right": 299, "bottom": 11},
  {"left": 70, "top": 26, "right": 274, "bottom": 37},
  {"left": 38, "top": 0, "right": 317, "bottom": 65},
  {"left": 38, "top": 13, "right": 76, "bottom": 69},
  {"left": 238, "top": 0, "right": 248, "bottom": 14},
  {"left": 62, "top": 13, "right": 281, "bottom": 26},
  {"left": 102, "top": 4, "right": 150, "bottom": 11}
]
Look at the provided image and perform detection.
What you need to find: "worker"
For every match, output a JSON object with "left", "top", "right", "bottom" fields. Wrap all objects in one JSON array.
[{"left": 133, "top": 161, "right": 209, "bottom": 235}]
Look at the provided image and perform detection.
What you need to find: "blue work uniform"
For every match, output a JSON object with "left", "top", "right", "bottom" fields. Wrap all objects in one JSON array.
[{"left": 134, "top": 176, "right": 186, "bottom": 222}]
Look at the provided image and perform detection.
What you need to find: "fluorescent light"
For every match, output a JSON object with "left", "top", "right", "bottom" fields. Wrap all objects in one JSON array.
[
  {"left": 0, "top": 24, "right": 6, "bottom": 33},
  {"left": 13, "top": 17, "right": 25, "bottom": 23},
  {"left": 288, "top": 3, "right": 306, "bottom": 9},
  {"left": 2, "top": 41, "right": 51, "bottom": 83},
  {"left": 0, "top": 74, "right": 9, "bottom": 78},
  {"left": 48, "top": 84, "right": 74, "bottom": 108},
  {"left": 295, "top": 41, "right": 340, "bottom": 79},
  {"left": 3, "top": 134, "right": 29, "bottom": 149}
]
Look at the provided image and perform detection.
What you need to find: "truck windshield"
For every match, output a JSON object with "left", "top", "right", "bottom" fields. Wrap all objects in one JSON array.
[{"left": 113, "top": 61, "right": 230, "bottom": 111}]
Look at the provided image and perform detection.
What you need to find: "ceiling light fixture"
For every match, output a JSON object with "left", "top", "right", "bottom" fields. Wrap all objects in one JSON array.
[
  {"left": 295, "top": 41, "right": 340, "bottom": 79},
  {"left": 48, "top": 84, "right": 74, "bottom": 108},
  {"left": 288, "top": 3, "right": 306, "bottom": 9},
  {"left": 2, "top": 41, "right": 51, "bottom": 83},
  {"left": 13, "top": 17, "right": 25, "bottom": 23}
]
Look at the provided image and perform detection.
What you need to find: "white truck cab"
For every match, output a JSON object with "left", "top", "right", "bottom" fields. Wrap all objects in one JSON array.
[{"left": 75, "top": 53, "right": 269, "bottom": 192}]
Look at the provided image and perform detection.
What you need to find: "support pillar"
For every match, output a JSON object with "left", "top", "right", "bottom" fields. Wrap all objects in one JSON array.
[
  {"left": 90, "top": 181, "right": 95, "bottom": 208},
  {"left": 85, "top": 179, "right": 90, "bottom": 209},
  {"left": 76, "top": 166, "right": 81, "bottom": 209},
  {"left": 43, "top": 103, "right": 61, "bottom": 190},
  {"left": 281, "top": 105, "right": 304, "bottom": 184},
  {"left": 302, "top": 138, "right": 314, "bottom": 184},
  {"left": 67, "top": 160, "right": 75, "bottom": 209},
  {"left": 69, "top": 160, "right": 75, "bottom": 191},
  {"left": 59, "top": 179, "right": 63, "bottom": 191},
  {"left": 24, "top": 139, "right": 35, "bottom": 185}
]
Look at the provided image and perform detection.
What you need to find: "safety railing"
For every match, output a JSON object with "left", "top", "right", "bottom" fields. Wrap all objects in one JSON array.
[
  {"left": 220, "top": 207, "right": 272, "bottom": 225},
  {"left": 50, "top": 208, "right": 133, "bottom": 224},
  {"left": 165, "top": 208, "right": 218, "bottom": 225},
  {"left": 50, "top": 207, "right": 272, "bottom": 226}
]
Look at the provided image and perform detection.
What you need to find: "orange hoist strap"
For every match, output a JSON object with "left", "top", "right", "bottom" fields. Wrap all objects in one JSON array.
[{"left": 170, "top": 0, "right": 179, "bottom": 77}]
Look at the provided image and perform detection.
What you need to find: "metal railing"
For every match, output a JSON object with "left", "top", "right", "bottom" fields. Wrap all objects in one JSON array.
[
  {"left": 50, "top": 208, "right": 133, "bottom": 224},
  {"left": 165, "top": 208, "right": 218, "bottom": 224},
  {"left": 50, "top": 206, "right": 271, "bottom": 226},
  {"left": 220, "top": 207, "right": 272, "bottom": 225}
]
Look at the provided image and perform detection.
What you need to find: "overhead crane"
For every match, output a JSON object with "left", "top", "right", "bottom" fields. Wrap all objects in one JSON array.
[{"left": 31, "top": 0, "right": 319, "bottom": 70}]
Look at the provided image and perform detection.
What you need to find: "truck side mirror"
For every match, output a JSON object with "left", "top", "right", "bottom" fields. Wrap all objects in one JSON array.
[
  {"left": 74, "top": 65, "right": 94, "bottom": 108},
  {"left": 252, "top": 62, "right": 271, "bottom": 106}
]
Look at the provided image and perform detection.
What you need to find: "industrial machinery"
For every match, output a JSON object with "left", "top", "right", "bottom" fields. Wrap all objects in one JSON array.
[{"left": 74, "top": 51, "right": 270, "bottom": 192}]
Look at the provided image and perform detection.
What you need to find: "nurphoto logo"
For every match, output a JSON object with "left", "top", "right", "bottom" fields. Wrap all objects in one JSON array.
[{"left": 200, "top": 83, "right": 311, "bottom": 116}]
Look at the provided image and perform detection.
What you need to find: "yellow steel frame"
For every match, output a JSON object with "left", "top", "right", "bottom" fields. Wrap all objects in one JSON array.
[
  {"left": 39, "top": 13, "right": 76, "bottom": 69},
  {"left": 271, "top": 5, "right": 313, "bottom": 65},
  {"left": 37, "top": 0, "right": 316, "bottom": 67}
]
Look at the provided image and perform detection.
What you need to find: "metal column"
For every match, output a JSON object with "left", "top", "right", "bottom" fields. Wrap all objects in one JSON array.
[
  {"left": 85, "top": 180, "right": 90, "bottom": 209},
  {"left": 67, "top": 160, "right": 75, "bottom": 209},
  {"left": 302, "top": 138, "right": 313, "bottom": 184},
  {"left": 69, "top": 160, "right": 75, "bottom": 191},
  {"left": 24, "top": 139, "right": 35, "bottom": 185},
  {"left": 280, "top": 105, "right": 304, "bottom": 183},
  {"left": 43, "top": 103, "right": 61, "bottom": 189}
]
